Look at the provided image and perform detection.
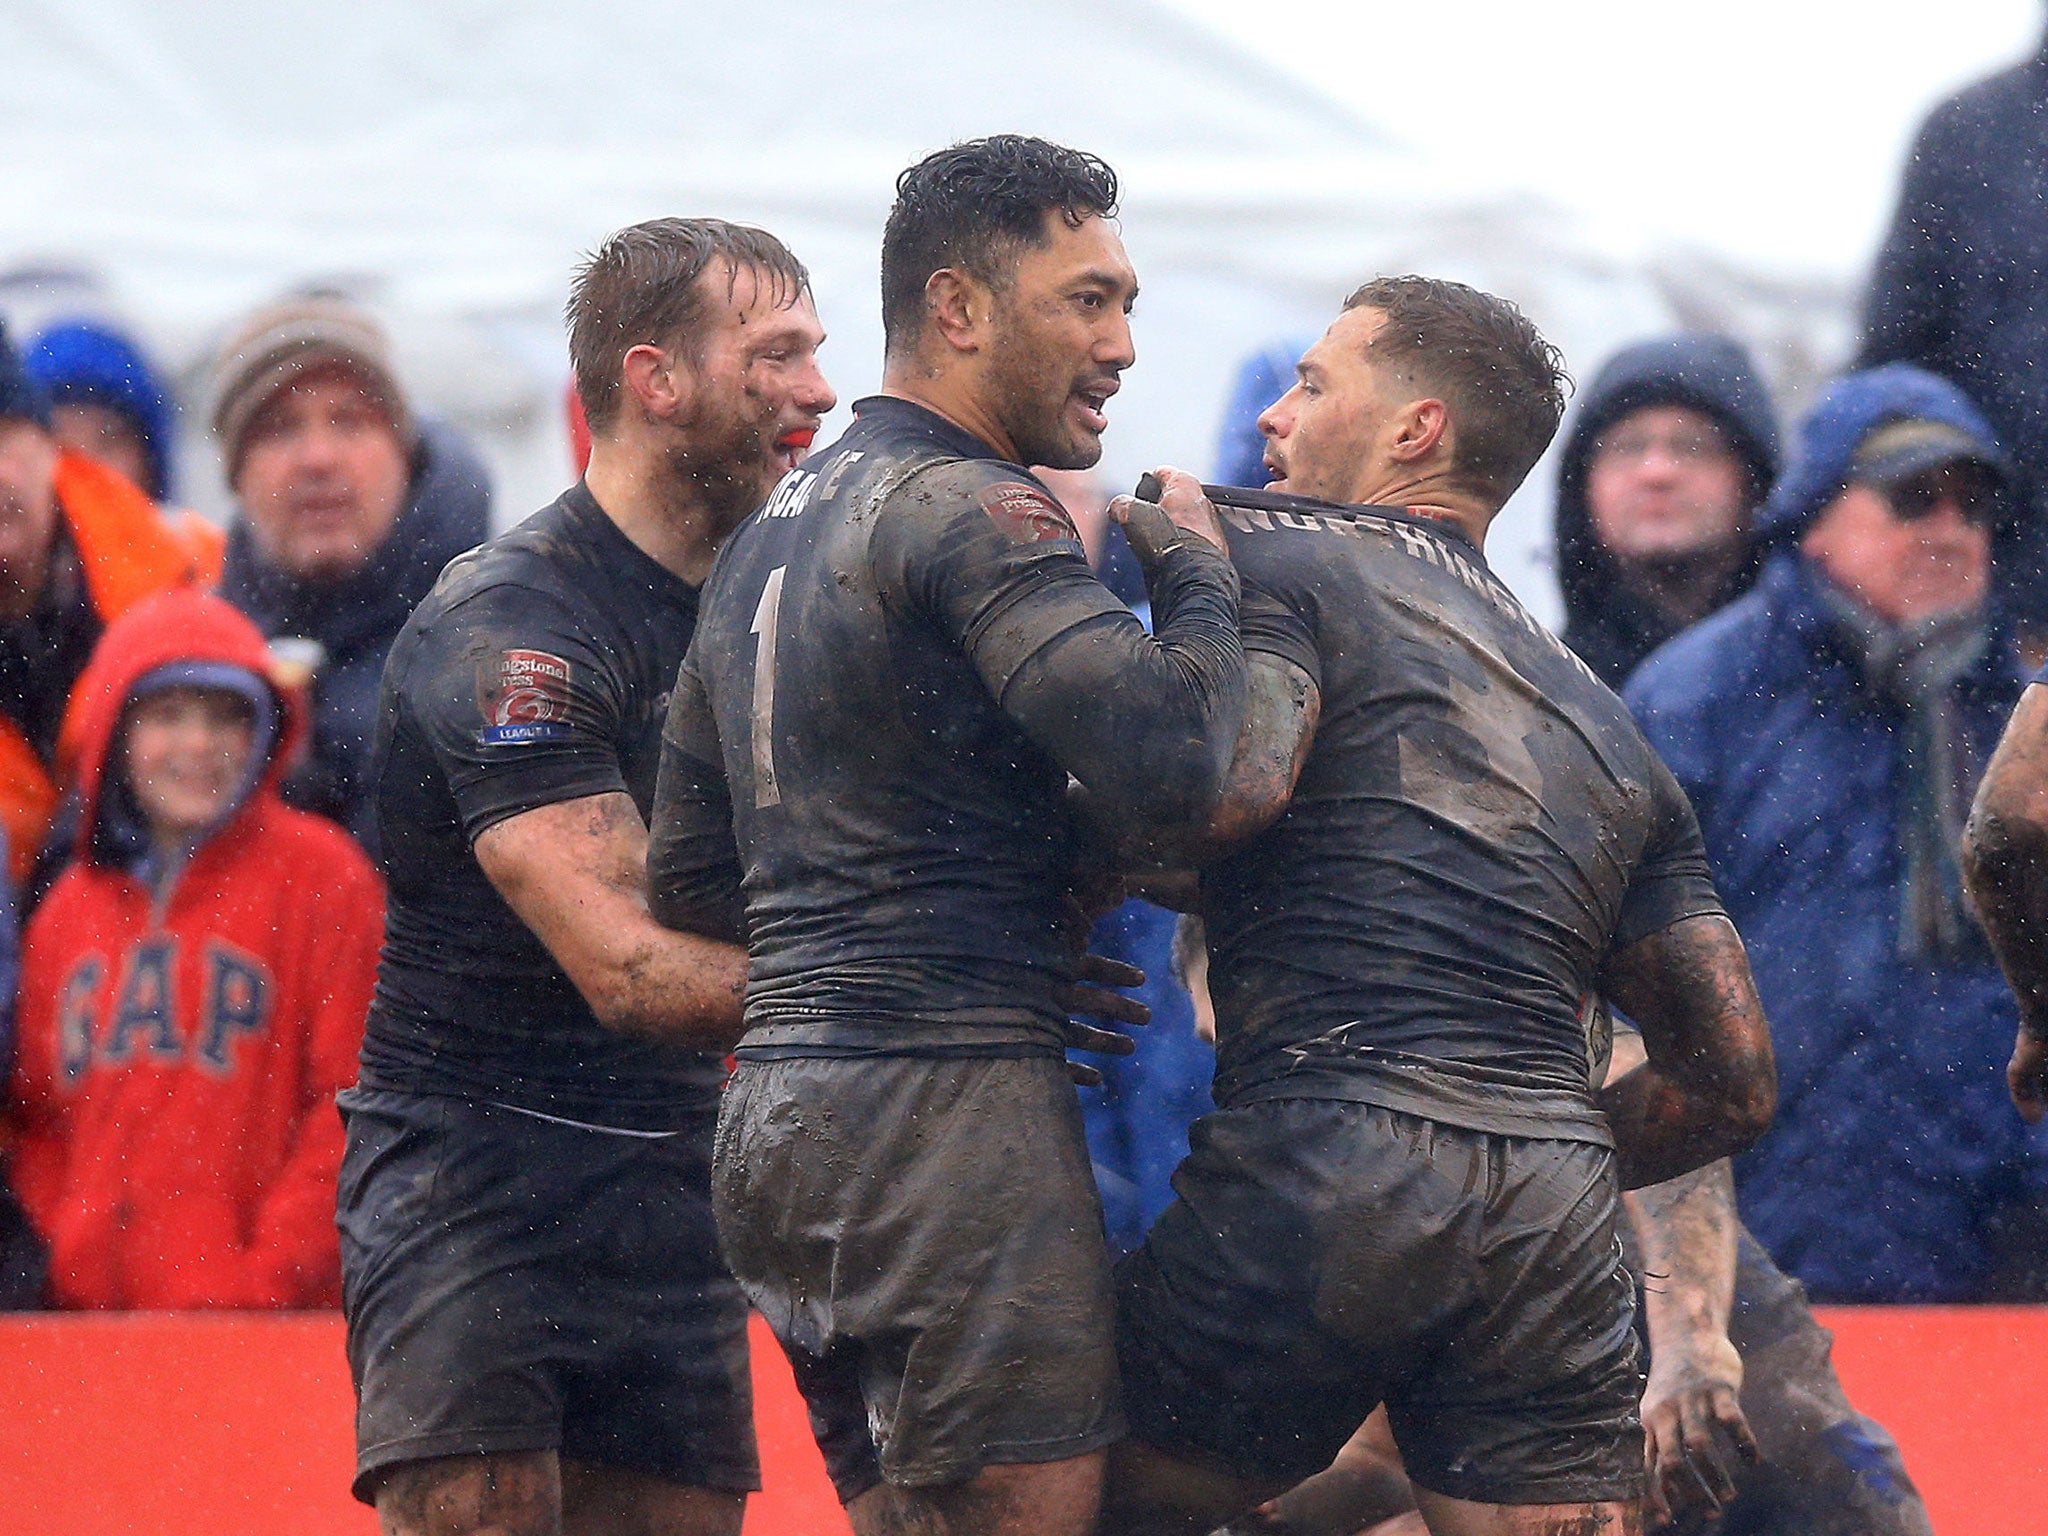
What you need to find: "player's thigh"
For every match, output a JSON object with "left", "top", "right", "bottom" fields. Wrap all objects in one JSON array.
[
  {"left": 718, "top": 1055, "right": 1121, "bottom": 1492},
  {"left": 559, "top": 1458, "right": 744, "bottom": 1536},
  {"left": 1098, "top": 1435, "right": 1289, "bottom": 1536},
  {"left": 1412, "top": 1486, "right": 1639, "bottom": 1536},
  {"left": 373, "top": 1450, "right": 560, "bottom": 1536},
  {"left": 1114, "top": 1099, "right": 1474, "bottom": 1489},
  {"left": 1388, "top": 1134, "right": 1641, "bottom": 1512},
  {"left": 849, "top": 1451, "right": 1105, "bottom": 1536}
]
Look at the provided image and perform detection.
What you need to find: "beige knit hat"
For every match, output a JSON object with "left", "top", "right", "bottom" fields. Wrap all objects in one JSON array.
[{"left": 210, "top": 295, "right": 413, "bottom": 479}]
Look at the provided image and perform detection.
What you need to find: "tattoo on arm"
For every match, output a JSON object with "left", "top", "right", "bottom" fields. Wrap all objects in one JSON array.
[{"left": 1597, "top": 914, "right": 1776, "bottom": 1190}]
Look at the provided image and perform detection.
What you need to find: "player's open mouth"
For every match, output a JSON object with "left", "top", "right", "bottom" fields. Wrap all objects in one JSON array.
[
  {"left": 773, "top": 428, "right": 816, "bottom": 468},
  {"left": 1072, "top": 383, "right": 1116, "bottom": 435}
]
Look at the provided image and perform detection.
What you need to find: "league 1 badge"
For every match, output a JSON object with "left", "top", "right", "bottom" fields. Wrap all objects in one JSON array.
[{"left": 478, "top": 649, "right": 574, "bottom": 745}]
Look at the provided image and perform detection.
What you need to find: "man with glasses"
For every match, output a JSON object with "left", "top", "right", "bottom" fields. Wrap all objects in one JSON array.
[
  {"left": 1628, "top": 362, "right": 2048, "bottom": 1307},
  {"left": 1552, "top": 334, "right": 1780, "bottom": 688}
]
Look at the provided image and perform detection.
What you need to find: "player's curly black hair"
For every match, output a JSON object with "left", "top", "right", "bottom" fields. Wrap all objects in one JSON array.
[{"left": 881, "top": 135, "right": 1120, "bottom": 355}]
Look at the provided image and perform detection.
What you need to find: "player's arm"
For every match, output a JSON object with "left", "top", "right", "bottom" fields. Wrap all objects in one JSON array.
[
  {"left": 475, "top": 793, "right": 745, "bottom": 1048},
  {"left": 1961, "top": 681, "right": 2048, "bottom": 1121},
  {"left": 647, "top": 655, "right": 747, "bottom": 945},
  {"left": 1595, "top": 914, "right": 1775, "bottom": 1190},
  {"left": 884, "top": 463, "right": 1248, "bottom": 834},
  {"left": 1606, "top": 1028, "right": 1759, "bottom": 1527}
]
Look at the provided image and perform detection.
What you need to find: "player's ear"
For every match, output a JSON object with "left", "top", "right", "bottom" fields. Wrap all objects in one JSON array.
[
  {"left": 924, "top": 268, "right": 988, "bottom": 355},
  {"left": 1389, "top": 397, "right": 1449, "bottom": 464},
  {"left": 619, "top": 341, "right": 687, "bottom": 422}
]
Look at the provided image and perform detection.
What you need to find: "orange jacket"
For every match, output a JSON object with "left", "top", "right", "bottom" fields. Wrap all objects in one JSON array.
[
  {"left": 7, "top": 590, "right": 383, "bottom": 1309},
  {"left": 0, "top": 450, "right": 218, "bottom": 886}
]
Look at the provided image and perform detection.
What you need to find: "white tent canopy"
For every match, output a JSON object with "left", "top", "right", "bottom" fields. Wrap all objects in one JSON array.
[{"left": 1, "top": 0, "right": 1848, "bottom": 619}]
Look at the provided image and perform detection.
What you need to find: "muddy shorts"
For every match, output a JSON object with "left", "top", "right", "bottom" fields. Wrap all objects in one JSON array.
[
  {"left": 714, "top": 1054, "right": 1124, "bottom": 1500},
  {"left": 1116, "top": 1096, "right": 1643, "bottom": 1505},
  {"left": 336, "top": 1088, "right": 759, "bottom": 1504}
]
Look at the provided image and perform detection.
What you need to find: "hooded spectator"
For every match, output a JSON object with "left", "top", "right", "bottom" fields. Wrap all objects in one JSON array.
[
  {"left": 1554, "top": 334, "right": 1780, "bottom": 687},
  {"left": 212, "top": 295, "right": 490, "bottom": 851},
  {"left": 0, "top": 321, "right": 217, "bottom": 887},
  {"left": 1860, "top": 20, "right": 2048, "bottom": 639},
  {"left": 24, "top": 318, "right": 176, "bottom": 501},
  {"left": 1626, "top": 363, "right": 2046, "bottom": 1303},
  {"left": 4, "top": 588, "right": 382, "bottom": 1309}
]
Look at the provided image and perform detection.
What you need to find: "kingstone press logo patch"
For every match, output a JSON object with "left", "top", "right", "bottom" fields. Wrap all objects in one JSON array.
[{"left": 478, "top": 648, "right": 574, "bottom": 745}]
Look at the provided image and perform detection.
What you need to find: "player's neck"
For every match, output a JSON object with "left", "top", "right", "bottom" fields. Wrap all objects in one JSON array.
[
  {"left": 1349, "top": 466, "right": 1493, "bottom": 550},
  {"left": 879, "top": 359, "right": 1020, "bottom": 462},
  {"left": 583, "top": 442, "right": 727, "bottom": 586}
]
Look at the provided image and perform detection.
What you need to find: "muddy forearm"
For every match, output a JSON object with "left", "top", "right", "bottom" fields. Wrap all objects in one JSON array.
[
  {"left": 1626, "top": 1158, "right": 1737, "bottom": 1349},
  {"left": 1597, "top": 915, "right": 1776, "bottom": 1190}
]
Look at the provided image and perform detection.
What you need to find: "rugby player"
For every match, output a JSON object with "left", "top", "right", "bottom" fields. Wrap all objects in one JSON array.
[
  {"left": 336, "top": 218, "right": 833, "bottom": 1536},
  {"left": 1100, "top": 277, "right": 1777, "bottom": 1536},
  {"left": 645, "top": 135, "right": 1247, "bottom": 1536}
]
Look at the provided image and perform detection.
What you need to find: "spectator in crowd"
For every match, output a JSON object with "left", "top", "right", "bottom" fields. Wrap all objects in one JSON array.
[
  {"left": 1627, "top": 362, "right": 2045, "bottom": 1303},
  {"left": 24, "top": 317, "right": 178, "bottom": 502},
  {"left": 1859, "top": 20, "right": 2048, "bottom": 640},
  {"left": 0, "top": 321, "right": 217, "bottom": 889},
  {"left": 3, "top": 588, "right": 381, "bottom": 1309},
  {"left": 1213, "top": 336, "right": 1306, "bottom": 488},
  {"left": 212, "top": 295, "right": 490, "bottom": 850},
  {"left": 0, "top": 826, "right": 37, "bottom": 1310},
  {"left": 25, "top": 316, "right": 224, "bottom": 577},
  {"left": 1554, "top": 334, "right": 1780, "bottom": 688}
]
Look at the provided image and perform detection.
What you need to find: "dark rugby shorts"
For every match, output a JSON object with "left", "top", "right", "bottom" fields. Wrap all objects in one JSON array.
[
  {"left": 336, "top": 1088, "right": 759, "bottom": 1504},
  {"left": 1116, "top": 1097, "right": 1643, "bottom": 1506},
  {"left": 714, "top": 1054, "right": 1124, "bottom": 1499}
]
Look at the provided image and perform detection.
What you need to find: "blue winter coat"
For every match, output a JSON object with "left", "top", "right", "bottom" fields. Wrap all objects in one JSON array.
[{"left": 1626, "top": 552, "right": 2040, "bottom": 1301}]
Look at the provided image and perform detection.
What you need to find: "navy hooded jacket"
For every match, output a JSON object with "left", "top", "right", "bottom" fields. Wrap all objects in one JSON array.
[
  {"left": 1554, "top": 334, "right": 1779, "bottom": 689},
  {"left": 1625, "top": 367, "right": 2042, "bottom": 1302},
  {"left": 1859, "top": 25, "right": 2048, "bottom": 626},
  {"left": 219, "top": 418, "right": 489, "bottom": 855}
]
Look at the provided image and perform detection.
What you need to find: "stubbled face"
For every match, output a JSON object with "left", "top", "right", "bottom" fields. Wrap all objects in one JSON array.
[
  {"left": 122, "top": 686, "right": 258, "bottom": 848},
  {"left": 1802, "top": 462, "right": 1995, "bottom": 625},
  {"left": 234, "top": 366, "right": 410, "bottom": 584},
  {"left": 982, "top": 212, "right": 1137, "bottom": 471},
  {"left": 1585, "top": 403, "right": 1750, "bottom": 561},
  {"left": 662, "top": 262, "right": 836, "bottom": 531},
  {"left": 1256, "top": 307, "right": 1397, "bottom": 503},
  {"left": 0, "top": 417, "right": 61, "bottom": 615},
  {"left": 53, "top": 401, "right": 153, "bottom": 493}
]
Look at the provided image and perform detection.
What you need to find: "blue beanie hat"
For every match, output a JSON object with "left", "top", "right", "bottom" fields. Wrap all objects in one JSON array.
[
  {"left": 0, "top": 321, "right": 53, "bottom": 432},
  {"left": 24, "top": 319, "right": 174, "bottom": 499},
  {"left": 1755, "top": 363, "right": 2009, "bottom": 543}
]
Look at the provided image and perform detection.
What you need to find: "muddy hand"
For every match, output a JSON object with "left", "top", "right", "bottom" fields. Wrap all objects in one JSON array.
[
  {"left": 1642, "top": 1337, "right": 1760, "bottom": 1528},
  {"left": 1061, "top": 953, "right": 1149, "bottom": 1085},
  {"left": 1109, "top": 466, "right": 1228, "bottom": 565}
]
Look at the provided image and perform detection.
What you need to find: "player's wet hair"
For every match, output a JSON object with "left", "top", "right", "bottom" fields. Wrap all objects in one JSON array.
[
  {"left": 567, "top": 217, "right": 810, "bottom": 431},
  {"left": 881, "top": 135, "right": 1120, "bottom": 355},
  {"left": 1343, "top": 275, "right": 1571, "bottom": 507}
]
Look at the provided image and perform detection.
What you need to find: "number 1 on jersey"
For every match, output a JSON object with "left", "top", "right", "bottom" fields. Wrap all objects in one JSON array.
[{"left": 749, "top": 565, "right": 787, "bottom": 809}]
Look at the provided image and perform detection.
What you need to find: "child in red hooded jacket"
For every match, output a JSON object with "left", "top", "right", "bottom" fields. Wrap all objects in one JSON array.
[{"left": 4, "top": 588, "right": 382, "bottom": 1308}]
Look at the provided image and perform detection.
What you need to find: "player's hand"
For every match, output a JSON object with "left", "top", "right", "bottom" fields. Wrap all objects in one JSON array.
[
  {"left": 1640, "top": 1331, "right": 1759, "bottom": 1528},
  {"left": 1110, "top": 467, "right": 1229, "bottom": 564},
  {"left": 1061, "top": 953, "right": 1149, "bottom": 1086},
  {"left": 2009, "top": 1025, "right": 2048, "bottom": 1123}
]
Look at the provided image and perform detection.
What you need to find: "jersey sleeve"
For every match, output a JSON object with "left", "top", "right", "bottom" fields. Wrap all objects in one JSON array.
[
  {"left": 647, "top": 649, "right": 745, "bottom": 944},
  {"left": 1237, "top": 577, "right": 1322, "bottom": 692},
  {"left": 402, "top": 581, "right": 629, "bottom": 842},
  {"left": 1611, "top": 751, "right": 1728, "bottom": 952},
  {"left": 871, "top": 459, "right": 1247, "bottom": 831}
]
